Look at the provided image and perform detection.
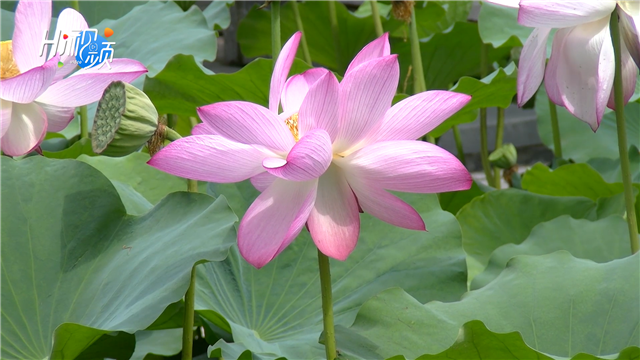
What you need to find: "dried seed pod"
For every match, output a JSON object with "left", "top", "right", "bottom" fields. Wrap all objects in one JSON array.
[{"left": 391, "top": 0, "right": 414, "bottom": 23}]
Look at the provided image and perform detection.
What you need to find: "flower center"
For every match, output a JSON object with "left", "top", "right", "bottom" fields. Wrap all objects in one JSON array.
[
  {"left": 1, "top": 41, "right": 21, "bottom": 80},
  {"left": 285, "top": 112, "right": 299, "bottom": 141}
]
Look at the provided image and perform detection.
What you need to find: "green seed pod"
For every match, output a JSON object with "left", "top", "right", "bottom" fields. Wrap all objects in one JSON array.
[
  {"left": 489, "top": 143, "right": 518, "bottom": 169},
  {"left": 91, "top": 81, "right": 159, "bottom": 157}
]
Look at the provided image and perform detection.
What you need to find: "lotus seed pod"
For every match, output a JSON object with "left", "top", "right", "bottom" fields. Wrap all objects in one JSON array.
[
  {"left": 489, "top": 143, "right": 517, "bottom": 169},
  {"left": 91, "top": 81, "right": 159, "bottom": 157}
]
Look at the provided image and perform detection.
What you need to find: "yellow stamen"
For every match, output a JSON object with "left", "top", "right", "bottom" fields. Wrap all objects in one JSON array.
[
  {"left": 285, "top": 112, "right": 299, "bottom": 141},
  {"left": 1, "top": 40, "right": 21, "bottom": 80}
]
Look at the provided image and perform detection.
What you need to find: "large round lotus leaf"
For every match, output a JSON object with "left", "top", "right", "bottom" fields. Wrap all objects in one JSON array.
[
  {"left": 1, "top": 157, "right": 237, "bottom": 360},
  {"left": 471, "top": 215, "right": 632, "bottom": 289},
  {"left": 144, "top": 56, "right": 312, "bottom": 119},
  {"left": 343, "top": 252, "right": 639, "bottom": 359},
  {"left": 93, "top": 1, "right": 217, "bottom": 80},
  {"left": 457, "top": 189, "right": 625, "bottom": 281},
  {"left": 198, "top": 182, "right": 468, "bottom": 360}
]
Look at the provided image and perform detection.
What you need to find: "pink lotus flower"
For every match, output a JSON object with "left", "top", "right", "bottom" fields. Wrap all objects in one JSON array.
[
  {"left": 0, "top": 0, "right": 147, "bottom": 156},
  {"left": 493, "top": 0, "right": 640, "bottom": 131},
  {"left": 149, "top": 33, "right": 472, "bottom": 268}
]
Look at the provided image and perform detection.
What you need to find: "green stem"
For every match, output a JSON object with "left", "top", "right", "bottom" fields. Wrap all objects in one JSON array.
[
  {"left": 162, "top": 126, "right": 199, "bottom": 194},
  {"left": 452, "top": 125, "right": 466, "bottom": 165},
  {"left": 167, "top": 114, "right": 178, "bottom": 129},
  {"left": 181, "top": 267, "right": 197, "bottom": 360},
  {"left": 189, "top": 116, "right": 199, "bottom": 128},
  {"left": 548, "top": 99, "right": 563, "bottom": 159},
  {"left": 370, "top": 0, "right": 384, "bottom": 37},
  {"left": 187, "top": 179, "right": 198, "bottom": 192},
  {"left": 318, "top": 250, "right": 336, "bottom": 360},
  {"left": 165, "top": 127, "right": 182, "bottom": 142},
  {"left": 479, "top": 44, "right": 494, "bottom": 184},
  {"left": 493, "top": 107, "right": 505, "bottom": 189},
  {"left": 70, "top": 0, "right": 80, "bottom": 11},
  {"left": 409, "top": 6, "right": 431, "bottom": 143},
  {"left": 610, "top": 10, "right": 639, "bottom": 254},
  {"left": 271, "top": 0, "right": 281, "bottom": 65},
  {"left": 328, "top": 1, "right": 342, "bottom": 72},
  {"left": 409, "top": 9, "right": 426, "bottom": 94},
  {"left": 494, "top": 108, "right": 504, "bottom": 150},
  {"left": 79, "top": 106, "right": 88, "bottom": 139},
  {"left": 291, "top": 0, "right": 312, "bottom": 65},
  {"left": 480, "top": 108, "right": 493, "bottom": 184}
]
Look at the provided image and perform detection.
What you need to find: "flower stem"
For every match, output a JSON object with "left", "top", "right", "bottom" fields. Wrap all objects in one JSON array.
[
  {"left": 317, "top": 250, "right": 336, "bottom": 360},
  {"left": 452, "top": 125, "right": 466, "bottom": 165},
  {"left": 181, "top": 112, "right": 199, "bottom": 358},
  {"left": 271, "top": 0, "right": 281, "bottom": 66},
  {"left": 548, "top": 98, "right": 563, "bottom": 159},
  {"left": 167, "top": 114, "right": 178, "bottom": 128},
  {"left": 181, "top": 266, "right": 197, "bottom": 360},
  {"left": 409, "top": 6, "right": 432, "bottom": 143},
  {"left": 291, "top": 0, "right": 312, "bottom": 65},
  {"left": 480, "top": 108, "right": 493, "bottom": 184},
  {"left": 71, "top": 0, "right": 88, "bottom": 144},
  {"left": 479, "top": 44, "right": 494, "bottom": 184},
  {"left": 610, "top": 10, "right": 639, "bottom": 254},
  {"left": 370, "top": 0, "right": 384, "bottom": 37},
  {"left": 165, "top": 127, "right": 182, "bottom": 142},
  {"left": 494, "top": 108, "right": 504, "bottom": 151},
  {"left": 79, "top": 106, "right": 89, "bottom": 139},
  {"left": 409, "top": 9, "right": 426, "bottom": 95},
  {"left": 187, "top": 179, "right": 198, "bottom": 192},
  {"left": 493, "top": 107, "right": 505, "bottom": 189},
  {"left": 327, "top": 1, "right": 342, "bottom": 72}
]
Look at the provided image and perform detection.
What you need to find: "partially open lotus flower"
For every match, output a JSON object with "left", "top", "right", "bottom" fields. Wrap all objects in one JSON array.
[
  {"left": 489, "top": 0, "right": 640, "bottom": 131},
  {"left": 0, "top": 0, "right": 147, "bottom": 156},
  {"left": 149, "top": 32, "right": 473, "bottom": 269}
]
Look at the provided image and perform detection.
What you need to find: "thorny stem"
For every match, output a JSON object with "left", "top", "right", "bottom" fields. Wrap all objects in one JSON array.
[
  {"left": 610, "top": 10, "right": 639, "bottom": 253},
  {"left": 318, "top": 250, "right": 337, "bottom": 360},
  {"left": 291, "top": 0, "right": 312, "bottom": 65}
]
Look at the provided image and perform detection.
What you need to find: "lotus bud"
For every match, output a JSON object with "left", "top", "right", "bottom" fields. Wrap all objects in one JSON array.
[
  {"left": 91, "top": 81, "right": 159, "bottom": 157},
  {"left": 391, "top": 0, "right": 414, "bottom": 23},
  {"left": 489, "top": 143, "right": 517, "bottom": 169}
]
